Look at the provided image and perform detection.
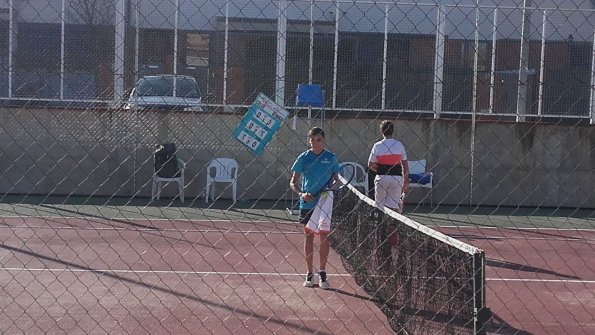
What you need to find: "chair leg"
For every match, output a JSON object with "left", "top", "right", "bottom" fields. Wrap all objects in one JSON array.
[
  {"left": 232, "top": 182, "right": 237, "bottom": 202},
  {"left": 151, "top": 180, "right": 157, "bottom": 201},
  {"left": 156, "top": 182, "right": 162, "bottom": 200},
  {"left": 207, "top": 182, "right": 215, "bottom": 202},
  {"left": 205, "top": 182, "right": 209, "bottom": 203},
  {"left": 178, "top": 180, "right": 184, "bottom": 203}
]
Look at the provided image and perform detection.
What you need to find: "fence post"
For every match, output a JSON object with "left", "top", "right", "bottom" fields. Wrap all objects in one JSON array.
[
  {"left": 516, "top": 0, "right": 532, "bottom": 122},
  {"left": 433, "top": 4, "right": 446, "bottom": 119}
]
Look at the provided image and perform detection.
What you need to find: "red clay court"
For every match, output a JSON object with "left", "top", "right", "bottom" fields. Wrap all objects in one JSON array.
[
  {"left": 439, "top": 225, "right": 595, "bottom": 335},
  {"left": 0, "top": 214, "right": 394, "bottom": 334},
  {"left": 0, "top": 201, "right": 593, "bottom": 334}
]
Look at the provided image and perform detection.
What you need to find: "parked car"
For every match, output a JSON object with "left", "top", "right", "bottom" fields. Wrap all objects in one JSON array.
[{"left": 124, "top": 75, "right": 205, "bottom": 112}]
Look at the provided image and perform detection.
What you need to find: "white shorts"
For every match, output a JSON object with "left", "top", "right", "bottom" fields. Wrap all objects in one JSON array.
[
  {"left": 305, "top": 191, "right": 334, "bottom": 234},
  {"left": 374, "top": 175, "right": 404, "bottom": 210}
]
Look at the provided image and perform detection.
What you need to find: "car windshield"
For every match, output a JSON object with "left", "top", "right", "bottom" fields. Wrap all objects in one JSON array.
[
  {"left": 175, "top": 77, "right": 200, "bottom": 98},
  {"left": 136, "top": 77, "right": 174, "bottom": 97},
  {"left": 135, "top": 76, "right": 200, "bottom": 98}
]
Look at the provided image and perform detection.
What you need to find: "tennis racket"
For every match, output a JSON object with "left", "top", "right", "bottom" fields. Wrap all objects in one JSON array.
[{"left": 309, "top": 163, "right": 356, "bottom": 198}]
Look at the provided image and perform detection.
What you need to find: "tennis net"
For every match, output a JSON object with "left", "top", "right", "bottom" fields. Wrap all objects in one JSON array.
[{"left": 329, "top": 180, "right": 488, "bottom": 335}]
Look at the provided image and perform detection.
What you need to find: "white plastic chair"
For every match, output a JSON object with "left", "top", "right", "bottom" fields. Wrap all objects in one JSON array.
[
  {"left": 205, "top": 158, "right": 239, "bottom": 203},
  {"left": 339, "top": 161, "right": 369, "bottom": 195},
  {"left": 151, "top": 158, "right": 186, "bottom": 203}
]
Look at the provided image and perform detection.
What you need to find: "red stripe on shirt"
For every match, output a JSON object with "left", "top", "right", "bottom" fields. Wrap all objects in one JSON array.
[{"left": 377, "top": 154, "right": 402, "bottom": 165}]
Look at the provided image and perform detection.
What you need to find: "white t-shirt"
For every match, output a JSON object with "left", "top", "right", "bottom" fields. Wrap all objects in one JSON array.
[{"left": 368, "top": 138, "right": 407, "bottom": 166}]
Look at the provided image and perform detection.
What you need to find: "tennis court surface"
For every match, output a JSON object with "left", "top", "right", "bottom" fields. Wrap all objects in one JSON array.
[
  {"left": 1, "top": 195, "right": 593, "bottom": 334},
  {"left": 0, "top": 197, "right": 395, "bottom": 334}
]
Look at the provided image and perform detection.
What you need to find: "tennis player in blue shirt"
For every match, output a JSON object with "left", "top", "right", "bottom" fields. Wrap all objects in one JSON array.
[{"left": 290, "top": 127, "right": 340, "bottom": 289}]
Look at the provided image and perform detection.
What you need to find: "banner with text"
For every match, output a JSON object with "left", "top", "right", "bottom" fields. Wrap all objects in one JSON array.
[{"left": 233, "top": 93, "right": 289, "bottom": 156}]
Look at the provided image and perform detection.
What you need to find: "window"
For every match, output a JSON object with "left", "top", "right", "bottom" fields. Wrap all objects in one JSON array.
[
  {"left": 461, "top": 40, "right": 489, "bottom": 70},
  {"left": 186, "top": 33, "right": 209, "bottom": 67},
  {"left": 15, "top": 22, "right": 61, "bottom": 71},
  {"left": 387, "top": 37, "right": 410, "bottom": 64}
]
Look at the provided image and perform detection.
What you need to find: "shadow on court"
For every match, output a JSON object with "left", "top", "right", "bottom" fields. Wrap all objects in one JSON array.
[
  {"left": 406, "top": 204, "right": 595, "bottom": 219},
  {"left": 486, "top": 259, "right": 580, "bottom": 280},
  {"left": 0, "top": 243, "right": 327, "bottom": 334}
]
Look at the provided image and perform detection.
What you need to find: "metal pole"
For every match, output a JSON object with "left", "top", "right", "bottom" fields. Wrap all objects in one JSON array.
[
  {"left": 114, "top": 0, "right": 126, "bottom": 102},
  {"left": 472, "top": 6, "right": 479, "bottom": 117},
  {"left": 308, "top": 0, "right": 314, "bottom": 124},
  {"left": 223, "top": 3, "right": 229, "bottom": 104},
  {"left": 309, "top": 0, "right": 314, "bottom": 84},
  {"left": 332, "top": 1, "right": 339, "bottom": 109},
  {"left": 8, "top": 0, "right": 13, "bottom": 98},
  {"left": 470, "top": 3, "right": 479, "bottom": 206},
  {"left": 174, "top": 0, "right": 179, "bottom": 76},
  {"left": 538, "top": 10, "right": 547, "bottom": 116},
  {"left": 133, "top": 103, "right": 138, "bottom": 195},
  {"left": 275, "top": 0, "right": 288, "bottom": 106},
  {"left": 135, "top": 0, "right": 140, "bottom": 83},
  {"left": 489, "top": 8, "right": 497, "bottom": 114},
  {"left": 112, "top": 0, "right": 131, "bottom": 192},
  {"left": 60, "top": 0, "right": 65, "bottom": 100},
  {"left": 433, "top": 4, "right": 446, "bottom": 119},
  {"left": 516, "top": 0, "right": 532, "bottom": 122},
  {"left": 590, "top": 27, "right": 595, "bottom": 125},
  {"left": 381, "top": 3, "right": 389, "bottom": 110}
]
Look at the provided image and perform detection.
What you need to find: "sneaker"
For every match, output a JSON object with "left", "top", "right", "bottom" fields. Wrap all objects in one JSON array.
[
  {"left": 303, "top": 272, "right": 314, "bottom": 287},
  {"left": 319, "top": 271, "right": 330, "bottom": 290}
]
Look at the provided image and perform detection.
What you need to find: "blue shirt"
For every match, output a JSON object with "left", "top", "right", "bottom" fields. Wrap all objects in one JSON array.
[{"left": 291, "top": 149, "right": 340, "bottom": 210}]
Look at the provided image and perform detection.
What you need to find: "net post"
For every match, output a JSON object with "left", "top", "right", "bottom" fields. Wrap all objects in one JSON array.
[{"left": 474, "top": 251, "right": 491, "bottom": 334}]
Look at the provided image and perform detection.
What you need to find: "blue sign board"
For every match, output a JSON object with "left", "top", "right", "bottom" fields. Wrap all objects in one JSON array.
[{"left": 233, "top": 93, "right": 289, "bottom": 156}]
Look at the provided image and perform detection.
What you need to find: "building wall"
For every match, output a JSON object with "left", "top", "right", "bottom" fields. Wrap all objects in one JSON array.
[
  {"left": 0, "top": 107, "right": 592, "bottom": 208},
  {"left": 11, "top": 1, "right": 595, "bottom": 41}
]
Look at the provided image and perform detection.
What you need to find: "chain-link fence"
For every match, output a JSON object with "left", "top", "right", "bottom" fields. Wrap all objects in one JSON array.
[
  {"left": 2, "top": 0, "right": 595, "bottom": 121},
  {"left": 0, "top": 0, "right": 594, "bottom": 334}
]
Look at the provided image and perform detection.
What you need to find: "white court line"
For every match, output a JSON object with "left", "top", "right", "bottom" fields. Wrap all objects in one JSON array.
[
  {"left": 1, "top": 226, "right": 592, "bottom": 241},
  {"left": 0, "top": 215, "right": 294, "bottom": 223},
  {"left": 0, "top": 267, "right": 351, "bottom": 277},
  {"left": 0, "top": 225, "right": 303, "bottom": 234},
  {"left": 0, "top": 225, "right": 303, "bottom": 235},
  {"left": 486, "top": 278, "right": 595, "bottom": 284},
  {"left": 3, "top": 215, "right": 592, "bottom": 230},
  {"left": 0, "top": 215, "right": 297, "bottom": 227},
  {"left": 439, "top": 225, "right": 595, "bottom": 232},
  {"left": 457, "top": 235, "right": 595, "bottom": 242},
  {"left": 1, "top": 267, "right": 594, "bottom": 285}
]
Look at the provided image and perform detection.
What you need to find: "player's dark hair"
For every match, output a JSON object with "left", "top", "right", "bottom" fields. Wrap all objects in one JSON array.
[
  {"left": 380, "top": 120, "right": 394, "bottom": 136},
  {"left": 309, "top": 127, "right": 325, "bottom": 138}
]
